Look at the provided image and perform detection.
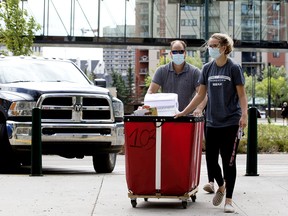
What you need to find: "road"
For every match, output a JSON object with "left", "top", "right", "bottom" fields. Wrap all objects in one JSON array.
[{"left": 0, "top": 153, "right": 287, "bottom": 216}]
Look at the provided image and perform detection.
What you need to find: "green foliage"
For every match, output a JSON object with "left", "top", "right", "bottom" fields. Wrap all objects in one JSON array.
[
  {"left": 0, "top": 0, "right": 41, "bottom": 56},
  {"left": 245, "top": 64, "right": 288, "bottom": 106},
  {"left": 238, "top": 124, "right": 288, "bottom": 153},
  {"left": 186, "top": 52, "right": 203, "bottom": 69},
  {"left": 110, "top": 67, "right": 133, "bottom": 105}
]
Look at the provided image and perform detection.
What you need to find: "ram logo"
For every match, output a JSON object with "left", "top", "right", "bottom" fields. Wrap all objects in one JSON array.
[{"left": 73, "top": 103, "right": 83, "bottom": 112}]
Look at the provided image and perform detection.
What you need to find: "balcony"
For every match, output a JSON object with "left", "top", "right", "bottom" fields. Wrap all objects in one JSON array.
[
  {"left": 139, "top": 68, "right": 148, "bottom": 75},
  {"left": 139, "top": 55, "right": 149, "bottom": 62}
]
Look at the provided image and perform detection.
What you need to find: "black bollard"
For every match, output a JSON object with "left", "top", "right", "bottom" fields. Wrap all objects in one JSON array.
[
  {"left": 31, "top": 108, "right": 43, "bottom": 176},
  {"left": 245, "top": 107, "right": 259, "bottom": 176}
]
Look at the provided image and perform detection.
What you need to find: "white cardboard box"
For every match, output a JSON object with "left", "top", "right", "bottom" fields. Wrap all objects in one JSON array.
[{"left": 144, "top": 93, "right": 179, "bottom": 116}]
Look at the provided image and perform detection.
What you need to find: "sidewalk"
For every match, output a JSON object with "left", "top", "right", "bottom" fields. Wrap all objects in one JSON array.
[
  {"left": 258, "top": 117, "right": 287, "bottom": 126},
  {"left": 0, "top": 153, "right": 287, "bottom": 216}
]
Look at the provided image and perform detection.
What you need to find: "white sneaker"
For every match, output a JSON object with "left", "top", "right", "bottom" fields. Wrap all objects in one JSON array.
[
  {"left": 224, "top": 203, "right": 235, "bottom": 213},
  {"left": 203, "top": 182, "right": 215, "bottom": 193}
]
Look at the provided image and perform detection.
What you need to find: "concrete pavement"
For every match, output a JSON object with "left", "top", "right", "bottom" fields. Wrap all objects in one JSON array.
[{"left": 0, "top": 153, "right": 287, "bottom": 216}]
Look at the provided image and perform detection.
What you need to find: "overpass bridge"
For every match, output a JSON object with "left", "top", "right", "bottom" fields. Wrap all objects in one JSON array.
[{"left": 15, "top": 0, "right": 288, "bottom": 52}]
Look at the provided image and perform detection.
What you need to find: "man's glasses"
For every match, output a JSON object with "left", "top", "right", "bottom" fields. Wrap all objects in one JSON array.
[{"left": 171, "top": 50, "right": 185, "bottom": 54}]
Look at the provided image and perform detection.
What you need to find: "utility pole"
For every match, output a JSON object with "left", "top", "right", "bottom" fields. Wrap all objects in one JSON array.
[
  {"left": 204, "top": 0, "right": 209, "bottom": 63},
  {"left": 267, "top": 63, "right": 271, "bottom": 118}
]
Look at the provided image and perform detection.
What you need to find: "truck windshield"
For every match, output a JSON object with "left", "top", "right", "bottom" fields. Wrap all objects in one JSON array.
[{"left": 0, "top": 59, "right": 91, "bottom": 85}]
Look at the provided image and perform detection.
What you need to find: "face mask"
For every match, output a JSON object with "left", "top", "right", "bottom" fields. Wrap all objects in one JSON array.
[
  {"left": 172, "top": 54, "right": 185, "bottom": 65},
  {"left": 208, "top": 47, "right": 221, "bottom": 59}
]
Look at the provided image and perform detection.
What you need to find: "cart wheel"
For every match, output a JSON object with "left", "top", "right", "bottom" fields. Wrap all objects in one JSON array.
[
  {"left": 144, "top": 198, "right": 148, "bottom": 201},
  {"left": 191, "top": 195, "right": 196, "bottom": 202},
  {"left": 182, "top": 201, "right": 187, "bottom": 209},
  {"left": 131, "top": 199, "right": 137, "bottom": 208}
]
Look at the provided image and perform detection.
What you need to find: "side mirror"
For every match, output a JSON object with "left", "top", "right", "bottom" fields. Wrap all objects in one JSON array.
[{"left": 94, "top": 78, "right": 106, "bottom": 88}]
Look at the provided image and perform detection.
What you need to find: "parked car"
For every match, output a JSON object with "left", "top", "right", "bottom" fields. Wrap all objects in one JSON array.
[
  {"left": 254, "top": 108, "right": 266, "bottom": 118},
  {"left": 258, "top": 109, "right": 266, "bottom": 119},
  {"left": 0, "top": 56, "right": 124, "bottom": 173}
]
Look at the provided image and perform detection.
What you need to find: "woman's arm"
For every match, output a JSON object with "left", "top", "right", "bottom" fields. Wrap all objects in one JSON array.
[
  {"left": 236, "top": 85, "right": 248, "bottom": 128},
  {"left": 192, "top": 85, "right": 208, "bottom": 116},
  {"left": 175, "top": 84, "right": 207, "bottom": 118}
]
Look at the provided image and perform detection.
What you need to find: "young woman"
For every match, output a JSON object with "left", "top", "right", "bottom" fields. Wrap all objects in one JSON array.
[{"left": 175, "top": 33, "right": 248, "bottom": 213}]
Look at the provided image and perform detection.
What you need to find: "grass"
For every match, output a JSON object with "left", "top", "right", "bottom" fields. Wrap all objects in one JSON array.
[{"left": 238, "top": 124, "right": 288, "bottom": 153}]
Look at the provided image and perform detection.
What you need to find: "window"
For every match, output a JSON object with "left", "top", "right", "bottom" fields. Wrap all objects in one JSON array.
[
  {"left": 241, "top": 4, "right": 248, "bottom": 15},
  {"left": 272, "top": 52, "right": 280, "bottom": 58},
  {"left": 228, "top": 19, "right": 233, "bottom": 27},
  {"left": 228, "top": 3, "right": 233, "bottom": 11},
  {"left": 272, "top": 3, "right": 280, "bottom": 11},
  {"left": 181, "top": 6, "right": 197, "bottom": 11},
  {"left": 192, "top": 19, "right": 197, "bottom": 26},
  {"left": 181, "top": 19, "right": 197, "bottom": 26}
]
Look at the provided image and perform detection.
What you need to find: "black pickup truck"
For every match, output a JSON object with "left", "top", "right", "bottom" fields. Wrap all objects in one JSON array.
[{"left": 0, "top": 56, "right": 124, "bottom": 173}]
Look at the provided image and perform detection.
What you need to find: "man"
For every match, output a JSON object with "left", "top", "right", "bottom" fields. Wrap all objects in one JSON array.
[
  {"left": 147, "top": 39, "right": 211, "bottom": 192},
  {"left": 147, "top": 40, "right": 207, "bottom": 114},
  {"left": 281, "top": 102, "right": 288, "bottom": 126}
]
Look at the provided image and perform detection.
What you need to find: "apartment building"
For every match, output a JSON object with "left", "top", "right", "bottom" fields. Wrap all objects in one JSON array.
[{"left": 133, "top": 0, "right": 288, "bottom": 103}]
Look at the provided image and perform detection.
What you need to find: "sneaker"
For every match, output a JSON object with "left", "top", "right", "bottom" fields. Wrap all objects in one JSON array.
[
  {"left": 224, "top": 203, "right": 235, "bottom": 213},
  {"left": 212, "top": 190, "right": 225, "bottom": 206},
  {"left": 203, "top": 182, "right": 215, "bottom": 193}
]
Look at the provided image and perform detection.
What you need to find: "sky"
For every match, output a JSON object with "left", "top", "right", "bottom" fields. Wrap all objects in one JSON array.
[{"left": 24, "top": 0, "right": 136, "bottom": 60}]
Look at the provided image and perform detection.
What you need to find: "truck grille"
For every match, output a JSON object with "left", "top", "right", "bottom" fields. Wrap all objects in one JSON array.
[{"left": 37, "top": 94, "right": 113, "bottom": 123}]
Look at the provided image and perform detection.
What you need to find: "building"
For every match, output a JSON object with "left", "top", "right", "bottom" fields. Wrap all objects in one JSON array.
[
  {"left": 102, "top": 25, "right": 136, "bottom": 86},
  {"left": 132, "top": 0, "right": 288, "bottom": 104}
]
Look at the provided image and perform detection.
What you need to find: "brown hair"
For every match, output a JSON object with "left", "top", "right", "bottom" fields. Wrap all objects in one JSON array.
[{"left": 209, "top": 33, "right": 234, "bottom": 55}]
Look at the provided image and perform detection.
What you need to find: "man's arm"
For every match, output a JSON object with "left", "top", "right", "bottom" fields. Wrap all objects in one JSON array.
[{"left": 147, "top": 82, "right": 160, "bottom": 94}]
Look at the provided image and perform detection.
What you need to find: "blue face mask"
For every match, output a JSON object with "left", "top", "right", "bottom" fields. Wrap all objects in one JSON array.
[
  {"left": 172, "top": 54, "right": 185, "bottom": 65},
  {"left": 208, "top": 47, "right": 221, "bottom": 59}
]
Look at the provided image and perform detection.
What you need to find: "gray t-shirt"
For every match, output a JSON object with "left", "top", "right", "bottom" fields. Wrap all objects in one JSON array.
[
  {"left": 152, "top": 62, "right": 201, "bottom": 111},
  {"left": 200, "top": 58, "right": 245, "bottom": 128}
]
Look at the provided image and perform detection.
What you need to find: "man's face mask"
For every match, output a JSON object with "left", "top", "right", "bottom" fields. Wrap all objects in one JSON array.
[{"left": 172, "top": 53, "right": 185, "bottom": 65}]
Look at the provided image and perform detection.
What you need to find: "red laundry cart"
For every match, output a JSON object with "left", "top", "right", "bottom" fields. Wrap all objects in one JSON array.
[{"left": 124, "top": 116, "right": 204, "bottom": 208}]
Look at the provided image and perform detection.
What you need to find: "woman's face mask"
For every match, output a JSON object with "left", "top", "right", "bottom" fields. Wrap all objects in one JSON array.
[
  {"left": 172, "top": 53, "right": 185, "bottom": 65},
  {"left": 208, "top": 47, "right": 221, "bottom": 59}
]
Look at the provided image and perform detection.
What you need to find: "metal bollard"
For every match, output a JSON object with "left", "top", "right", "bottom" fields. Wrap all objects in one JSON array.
[
  {"left": 245, "top": 107, "right": 259, "bottom": 176},
  {"left": 30, "top": 108, "right": 43, "bottom": 176}
]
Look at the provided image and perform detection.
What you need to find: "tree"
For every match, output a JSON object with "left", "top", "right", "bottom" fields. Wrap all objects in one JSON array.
[
  {"left": 111, "top": 69, "right": 130, "bottom": 104},
  {"left": 0, "top": 0, "right": 41, "bottom": 56},
  {"left": 261, "top": 65, "right": 288, "bottom": 106},
  {"left": 245, "top": 64, "right": 288, "bottom": 107}
]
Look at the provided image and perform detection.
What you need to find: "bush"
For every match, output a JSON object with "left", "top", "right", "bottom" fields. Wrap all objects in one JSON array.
[{"left": 239, "top": 124, "right": 288, "bottom": 153}]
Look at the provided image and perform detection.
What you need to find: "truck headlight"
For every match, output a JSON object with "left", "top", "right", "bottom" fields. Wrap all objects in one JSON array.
[
  {"left": 8, "top": 101, "right": 36, "bottom": 116},
  {"left": 112, "top": 97, "right": 124, "bottom": 119}
]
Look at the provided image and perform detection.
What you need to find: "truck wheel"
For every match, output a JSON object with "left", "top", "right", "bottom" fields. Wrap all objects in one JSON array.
[
  {"left": 0, "top": 123, "right": 20, "bottom": 172},
  {"left": 92, "top": 153, "right": 117, "bottom": 173}
]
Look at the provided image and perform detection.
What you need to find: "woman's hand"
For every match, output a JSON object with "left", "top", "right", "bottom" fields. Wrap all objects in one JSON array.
[
  {"left": 174, "top": 111, "right": 185, "bottom": 119},
  {"left": 192, "top": 107, "right": 203, "bottom": 117},
  {"left": 239, "top": 113, "right": 248, "bottom": 129}
]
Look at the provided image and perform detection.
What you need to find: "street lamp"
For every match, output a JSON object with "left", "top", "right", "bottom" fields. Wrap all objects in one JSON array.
[{"left": 21, "top": 0, "right": 27, "bottom": 11}]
